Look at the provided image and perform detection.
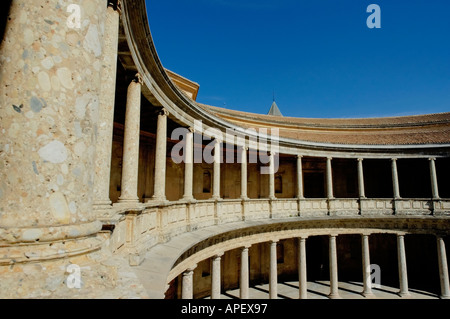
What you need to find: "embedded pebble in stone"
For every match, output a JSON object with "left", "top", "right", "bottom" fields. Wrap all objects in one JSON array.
[
  {"left": 56, "top": 174, "right": 64, "bottom": 185},
  {"left": 38, "top": 71, "right": 51, "bottom": 91},
  {"left": 68, "top": 201, "right": 77, "bottom": 214},
  {"left": 30, "top": 96, "right": 47, "bottom": 113},
  {"left": 22, "top": 228, "right": 43, "bottom": 242},
  {"left": 49, "top": 192, "right": 71, "bottom": 224},
  {"left": 13, "top": 104, "right": 22, "bottom": 113},
  {"left": 23, "top": 28, "right": 33, "bottom": 46},
  {"left": 83, "top": 24, "right": 102, "bottom": 57},
  {"left": 56, "top": 67, "right": 74, "bottom": 89},
  {"left": 38, "top": 140, "right": 68, "bottom": 164},
  {"left": 32, "top": 161, "right": 39, "bottom": 175},
  {"left": 41, "top": 56, "right": 54, "bottom": 69}
]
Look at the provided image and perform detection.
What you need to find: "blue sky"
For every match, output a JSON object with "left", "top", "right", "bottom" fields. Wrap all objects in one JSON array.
[{"left": 146, "top": 0, "right": 450, "bottom": 118}]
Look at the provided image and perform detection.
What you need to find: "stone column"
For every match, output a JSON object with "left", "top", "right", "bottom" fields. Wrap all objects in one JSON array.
[
  {"left": 437, "top": 236, "right": 450, "bottom": 299},
  {"left": 211, "top": 253, "right": 223, "bottom": 299},
  {"left": 182, "top": 128, "right": 194, "bottom": 201},
  {"left": 240, "top": 246, "right": 251, "bottom": 299},
  {"left": 397, "top": 234, "right": 410, "bottom": 297},
  {"left": 429, "top": 158, "right": 440, "bottom": 199},
  {"left": 298, "top": 237, "right": 308, "bottom": 299},
  {"left": 269, "top": 153, "right": 276, "bottom": 200},
  {"left": 328, "top": 235, "right": 340, "bottom": 298},
  {"left": 297, "top": 155, "right": 304, "bottom": 199},
  {"left": 357, "top": 158, "right": 366, "bottom": 199},
  {"left": 212, "top": 139, "right": 221, "bottom": 200},
  {"left": 0, "top": 0, "right": 105, "bottom": 297},
  {"left": 151, "top": 108, "right": 169, "bottom": 202},
  {"left": 269, "top": 240, "right": 278, "bottom": 299},
  {"left": 118, "top": 74, "right": 142, "bottom": 203},
  {"left": 326, "top": 157, "right": 334, "bottom": 199},
  {"left": 93, "top": 1, "right": 121, "bottom": 214},
  {"left": 391, "top": 158, "right": 401, "bottom": 199},
  {"left": 361, "top": 234, "right": 374, "bottom": 297},
  {"left": 181, "top": 265, "right": 197, "bottom": 299},
  {"left": 240, "top": 146, "right": 248, "bottom": 200}
]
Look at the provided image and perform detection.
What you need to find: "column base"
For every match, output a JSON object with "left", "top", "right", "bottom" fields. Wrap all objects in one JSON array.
[
  {"left": 361, "top": 291, "right": 376, "bottom": 298},
  {"left": 182, "top": 196, "right": 196, "bottom": 203},
  {"left": 146, "top": 196, "right": 167, "bottom": 203},
  {"left": 117, "top": 197, "right": 139, "bottom": 204},
  {"left": 212, "top": 196, "right": 222, "bottom": 201},
  {"left": 398, "top": 291, "right": 411, "bottom": 298},
  {"left": 240, "top": 196, "right": 249, "bottom": 201},
  {"left": 440, "top": 294, "right": 450, "bottom": 299},
  {"left": 328, "top": 293, "right": 341, "bottom": 299}
]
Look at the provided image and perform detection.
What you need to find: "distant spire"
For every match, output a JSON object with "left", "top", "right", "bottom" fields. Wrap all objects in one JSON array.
[{"left": 267, "top": 100, "right": 283, "bottom": 117}]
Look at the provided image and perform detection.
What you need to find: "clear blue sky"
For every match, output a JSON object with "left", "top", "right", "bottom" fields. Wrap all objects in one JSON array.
[{"left": 145, "top": 0, "right": 450, "bottom": 118}]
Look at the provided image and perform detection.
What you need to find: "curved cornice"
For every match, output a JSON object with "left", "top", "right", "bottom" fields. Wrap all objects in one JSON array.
[{"left": 120, "top": 0, "right": 450, "bottom": 154}]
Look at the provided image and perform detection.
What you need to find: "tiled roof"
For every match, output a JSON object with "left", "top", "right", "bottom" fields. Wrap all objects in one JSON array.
[{"left": 197, "top": 103, "right": 450, "bottom": 145}]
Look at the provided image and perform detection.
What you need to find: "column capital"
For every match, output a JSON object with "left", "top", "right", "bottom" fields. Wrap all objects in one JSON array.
[
  {"left": 242, "top": 245, "right": 251, "bottom": 250},
  {"left": 108, "top": 0, "right": 122, "bottom": 14},
  {"left": 187, "top": 126, "right": 195, "bottom": 134},
  {"left": 327, "top": 156, "right": 333, "bottom": 161},
  {"left": 429, "top": 157, "right": 437, "bottom": 161},
  {"left": 185, "top": 264, "right": 198, "bottom": 273},
  {"left": 392, "top": 157, "right": 398, "bottom": 162},
  {"left": 132, "top": 73, "right": 143, "bottom": 85},
  {"left": 270, "top": 239, "right": 279, "bottom": 244},
  {"left": 357, "top": 157, "right": 364, "bottom": 162},
  {"left": 297, "top": 154, "right": 303, "bottom": 159},
  {"left": 213, "top": 252, "right": 224, "bottom": 258},
  {"left": 156, "top": 107, "right": 169, "bottom": 117}
]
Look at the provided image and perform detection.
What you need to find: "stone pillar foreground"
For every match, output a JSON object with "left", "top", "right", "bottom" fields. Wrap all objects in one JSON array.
[
  {"left": 211, "top": 254, "right": 223, "bottom": 299},
  {"left": 297, "top": 155, "right": 304, "bottom": 199},
  {"left": 240, "top": 246, "right": 250, "bottom": 299},
  {"left": 93, "top": 1, "right": 121, "bottom": 214},
  {"left": 437, "top": 236, "right": 450, "bottom": 299},
  {"left": 212, "top": 139, "right": 221, "bottom": 200},
  {"left": 151, "top": 108, "right": 168, "bottom": 202},
  {"left": 117, "top": 74, "right": 142, "bottom": 203},
  {"left": 328, "top": 235, "right": 340, "bottom": 298},
  {"left": 326, "top": 157, "right": 334, "bottom": 199},
  {"left": 298, "top": 237, "right": 308, "bottom": 299},
  {"left": 0, "top": 0, "right": 108, "bottom": 297},
  {"left": 397, "top": 234, "right": 410, "bottom": 297},
  {"left": 429, "top": 158, "right": 440, "bottom": 199},
  {"left": 182, "top": 128, "right": 194, "bottom": 201},
  {"left": 357, "top": 158, "right": 366, "bottom": 199},
  {"left": 181, "top": 265, "right": 197, "bottom": 299},
  {"left": 391, "top": 158, "right": 401, "bottom": 199},
  {"left": 240, "top": 147, "right": 248, "bottom": 200},
  {"left": 361, "top": 234, "right": 374, "bottom": 297}
]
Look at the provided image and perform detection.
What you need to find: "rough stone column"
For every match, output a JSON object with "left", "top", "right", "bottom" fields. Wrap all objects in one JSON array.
[
  {"left": 211, "top": 253, "right": 223, "bottom": 299},
  {"left": 212, "top": 139, "right": 221, "bottom": 200},
  {"left": 269, "top": 152, "right": 276, "bottom": 200},
  {"left": 151, "top": 108, "right": 169, "bottom": 202},
  {"left": 117, "top": 74, "right": 142, "bottom": 203},
  {"left": 357, "top": 158, "right": 366, "bottom": 199},
  {"left": 240, "top": 246, "right": 250, "bottom": 299},
  {"left": 0, "top": 0, "right": 106, "bottom": 297},
  {"left": 326, "top": 157, "right": 334, "bottom": 199},
  {"left": 240, "top": 146, "right": 248, "bottom": 200},
  {"left": 328, "top": 235, "right": 340, "bottom": 298},
  {"left": 298, "top": 237, "right": 308, "bottom": 299},
  {"left": 182, "top": 128, "right": 194, "bottom": 201},
  {"left": 297, "top": 155, "right": 304, "bottom": 199},
  {"left": 181, "top": 265, "right": 197, "bottom": 299},
  {"left": 391, "top": 158, "right": 401, "bottom": 199},
  {"left": 397, "top": 234, "right": 410, "bottom": 297},
  {"left": 361, "top": 234, "right": 374, "bottom": 297},
  {"left": 437, "top": 236, "right": 450, "bottom": 299},
  {"left": 93, "top": 1, "right": 121, "bottom": 214},
  {"left": 429, "top": 158, "right": 440, "bottom": 199},
  {"left": 269, "top": 240, "right": 278, "bottom": 299}
]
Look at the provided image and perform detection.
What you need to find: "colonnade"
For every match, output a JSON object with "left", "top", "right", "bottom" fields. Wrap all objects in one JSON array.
[
  {"left": 94, "top": 76, "right": 443, "bottom": 206},
  {"left": 179, "top": 233, "right": 450, "bottom": 299}
]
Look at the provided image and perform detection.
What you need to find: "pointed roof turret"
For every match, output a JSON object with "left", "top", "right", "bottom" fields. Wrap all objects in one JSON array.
[{"left": 267, "top": 100, "right": 283, "bottom": 117}]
